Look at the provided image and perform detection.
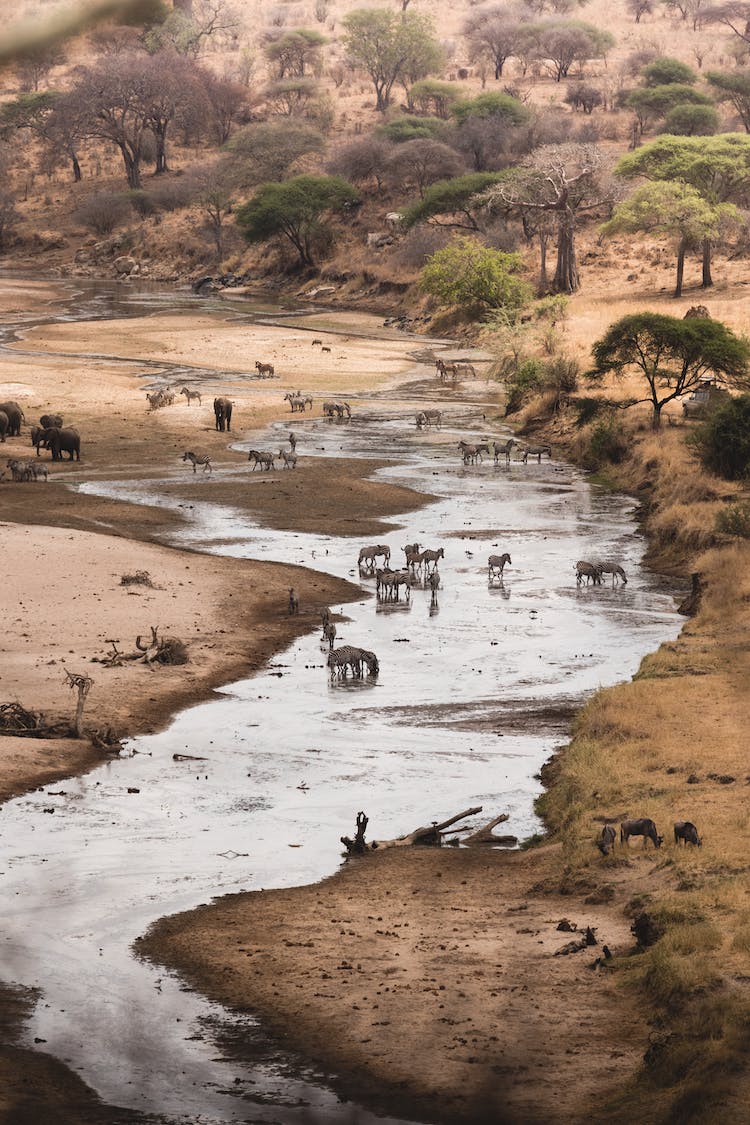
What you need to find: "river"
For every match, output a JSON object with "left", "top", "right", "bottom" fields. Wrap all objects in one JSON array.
[{"left": 0, "top": 280, "right": 684, "bottom": 1124}]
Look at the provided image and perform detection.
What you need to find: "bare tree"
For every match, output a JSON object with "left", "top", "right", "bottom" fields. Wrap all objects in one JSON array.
[
  {"left": 327, "top": 136, "right": 395, "bottom": 192},
  {"left": 199, "top": 69, "right": 249, "bottom": 145},
  {"left": 463, "top": 4, "right": 528, "bottom": 80},
  {"left": 387, "top": 138, "right": 465, "bottom": 197},
  {"left": 16, "top": 44, "right": 66, "bottom": 91},
  {"left": 484, "top": 143, "right": 614, "bottom": 292}
]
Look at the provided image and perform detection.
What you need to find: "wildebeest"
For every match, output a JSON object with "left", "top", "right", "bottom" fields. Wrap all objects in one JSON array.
[
  {"left": 620, "top": 818, "right": 663, "bottom": 849},
  {"left": 674, "top": 821, "right": 702, "bottom": 847},
  {"left": 598, "top": 824, "right": 617, "bottom": 855}
]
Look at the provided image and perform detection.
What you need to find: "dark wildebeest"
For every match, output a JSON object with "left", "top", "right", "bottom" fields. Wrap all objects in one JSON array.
[
  {"left": 620, "top": 818, "right": 663, "bottom": 849},
  {"left": 598, "top": 824, "right": 617, "bottom": 855},
  {"left": 674, "top": 821, "right": 702, "bottom": 847}
]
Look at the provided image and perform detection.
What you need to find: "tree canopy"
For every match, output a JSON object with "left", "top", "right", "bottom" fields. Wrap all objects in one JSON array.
[
  {"left": 589, "top": 312, "right": 750, "bottom": 428},
  {"left": 614, "top": 134, "right": 750, "bottom": 287},
  {"left": 402, "top": 171, "right": 505, "bottom": 230},
  {"left": 342, "top": 8, "right": 443, "bottom": 112},
  {"left": 601, "top": 181, "right": 739, "bottom": 296},
  {"left": 642, "top": 56, "right": 697, "bottom": 85},
  {"left": 420, "top": 236, "right": 532, "bottom": 315},
  {"left": 706, "top": 69, "right": 750, "bottom": 133},
  {"left": 235, "top": 174, "right": 359, "bottom": 267}
]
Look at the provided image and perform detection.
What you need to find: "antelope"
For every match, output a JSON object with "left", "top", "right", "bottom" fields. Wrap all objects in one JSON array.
[
  {"left": 620, "top": 818, "right": 663, "bottom": 849},
  {"left": 598, "top": 825, "right": 617, "bottom": 855}
]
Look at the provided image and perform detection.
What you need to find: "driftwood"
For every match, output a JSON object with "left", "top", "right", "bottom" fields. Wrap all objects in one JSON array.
[
  {"left": 341, "top": 811, "right": 370, "bottom": 855},
  {"left": 372, "top": 806, "right": 483, "bottom": 850},
  {"left": 460, "top": 813, "right": 517, "bottom": 848},
  {"left": 0, "top": 701, "right": 70, "bottom": 739},
  {"left": 65, "top": 670, "right": 93, "bottom": 737},
  {"left": 99, "top": 625, "right": 188, "bottom": 669}
]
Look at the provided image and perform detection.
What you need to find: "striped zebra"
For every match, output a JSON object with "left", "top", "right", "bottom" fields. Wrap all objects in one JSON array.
[
  {"left": 576, "top": 561, "right": 603, "bottom": 586},
  {"left": 415, "top": 410, "right": 442, "bottom": 429},
  {"left": 278, "top": 448, "right": 298, "bottom": 469},
  {"left": 376, "top": 568, "right": 411, "bottom": 600},
  {"left": 594, "top": 561, "right": 628, "bottom": 586},
  {"left": 488, "top": 553, "right": 511, "bottom": 581},
  {"left": 493, "top": 438, "right": 516, "bottom": 465},
  {"left": 521, "top": 444, "right": 552, "bottom": 463},
  {"left": 322, "top": 620, "right": 337, "bottom": 650},
  {"left": 358, "top": 544, "right": 390, "bottom": 569},
  {"left": 180, "top": 387, "right": 202, "bottom": 405},
  {"left": 327, "top": 645, "right": 379, "bottom": 678},
  {"left": 455, "top": 362, "right": 477, "bottom": 378},
  {"left": 421, "top": 547, "right": 444, "bottom": 573},
  {"left": 182, "top": 451, "right": 212, "bottom": 473},
  {"left": 248, "top": 449, "right": 275, "bottom": 471}
]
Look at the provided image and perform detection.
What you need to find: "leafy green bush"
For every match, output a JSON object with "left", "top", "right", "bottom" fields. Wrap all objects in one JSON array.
[
  {"left": 716, "top": 499, "right": 750, "bottom": 539},
  {"left": 587, "top": 414, "right": 629, "bottom": 466},
  {"left": 420, "top": 235, "right": 532, "bottom": 315},
  {"left": 688, "top": 393, "right": 750, "bottom": 479},
  {"left": 663, "top": 103, "right": 719, "bottom": 135},
  {"left": 376, "top": 115, "right": 445, "bottom": 143},
  {"left": 504, "top": 358, "right": 544, "bottom": 415}
]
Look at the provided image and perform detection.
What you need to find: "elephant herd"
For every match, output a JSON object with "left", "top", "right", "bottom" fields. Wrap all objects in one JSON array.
[{"left": 0, "top": 401, "right": 81, "bottom": 464}]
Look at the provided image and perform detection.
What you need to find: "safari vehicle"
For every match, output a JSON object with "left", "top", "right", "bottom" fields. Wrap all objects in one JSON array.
[{"left": 682, "top": 378, "right": 731, "bottom": 419}]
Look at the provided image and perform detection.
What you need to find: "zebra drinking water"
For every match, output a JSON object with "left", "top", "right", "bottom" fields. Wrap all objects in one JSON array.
[
  {"left": 327, "top": 645, "right": 379, "bottom": 679},
  {"left": 593, "top": 561, "right": 628, "bottom": 586},
  {"left": 182, "top": 451, "right": 212, "bottom": 474},
  {"left": 576, "top": 561, "right": 603, "bottom": 586}
]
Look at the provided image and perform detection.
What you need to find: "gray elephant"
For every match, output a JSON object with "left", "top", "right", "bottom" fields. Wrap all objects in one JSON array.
[
  {"left": 214, "top": 396, "right": 233, "bottom": 432},
  {"left": 41, "top": 426, "right": 80, "bottom": 461},
  {"left": 0, "top": 401, "right": 24, "bottom": 437},
  {"left": 40, "top": 413, "right": 63, "bottom": 430},
  {"left": 30, "top": 424, "right": 44, "bottom": 454},
  {"left": 0, "top": 411, "right": 8, "bottom": 443}
]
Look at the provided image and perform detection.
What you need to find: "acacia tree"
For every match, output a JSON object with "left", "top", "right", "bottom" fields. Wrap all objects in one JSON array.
[
  {"left": 402, "top": 171, "right": 506, "bottom": 231},
  {"left": 342, "top": 8, "right": 443, "bottom": 112},
  {"left": 264, "top": 29, "right": 326, "bottom": 78},
  {"left": 532, "top": 20, "right": 614, "bottom": 82},
  {"left": 463, "top": 4, "right": 528, "bottom": 80},
  {"left": 387, "top": 139, "right": 464, "bottom": 197},
  {"left": 226, "top": 120, "right": 325, "bottom": 188},
  {"left": 72, "top": 55, "right": 152, "bottom": 188},
  {"left": 484, "top": 143, "right": 613, "bottom": 293},
  {"left": 420, "top": 236, "right": 532, "bottom": 315},
  {"left": 615, "top": 134, "right": 750, "bottom": 289},
  {"left": 590, "top": 312, "right": 750, "bottom": 429},
  {"left": 601, "top": 181, "right": 739, "bottom": 296},
  {"left": 235, "top": 174, "right": 359, "bottom": 267},
  {"left": 707, "top": 69, "right": 750, "bottom": 132}
]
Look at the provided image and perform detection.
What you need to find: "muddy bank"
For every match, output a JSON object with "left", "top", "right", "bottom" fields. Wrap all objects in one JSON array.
[{"left": 142, "top": 845, "right": 643, "bottom": 1125}]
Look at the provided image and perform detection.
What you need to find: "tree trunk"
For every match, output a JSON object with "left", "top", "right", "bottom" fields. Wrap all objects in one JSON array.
[
  {"left": 553, "top": 210, "right": 579, "bottom": 293},
  {"left": 538, "top": 230, "right": 549, "bottom": 294},
  {"left": 154, "top": 131, "right": 168, "bottom": 174},
  {"left": 71, "top": 153, "right": 82, "bottom": 182},
  {"left": 701, "top": 238, "right": 713, "bottom": 288},
  {"left": 651, "top": 400, "right": 663, "bottom": 430},
  {"left": 120, "top": 146, "right": 141, "bottom": 190},
  {"left": 674, "top": 239, "right": 686, "bottom": 298}
]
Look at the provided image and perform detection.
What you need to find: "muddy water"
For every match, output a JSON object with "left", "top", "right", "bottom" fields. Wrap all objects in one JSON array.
[{"left": 0, "top": 283, "right": 684, "bottom": 1123}]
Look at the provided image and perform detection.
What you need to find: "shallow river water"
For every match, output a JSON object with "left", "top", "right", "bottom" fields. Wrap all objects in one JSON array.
[{"left": 0, "top": 282, "right": 685, "bottom": 1124}]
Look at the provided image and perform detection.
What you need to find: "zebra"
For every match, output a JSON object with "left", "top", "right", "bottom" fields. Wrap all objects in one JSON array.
[
  {"left": 358, "top": 544, "right": 390, "bottom": 569},
  {"left": 455, "top": 362, "right": 477, "bottom": 378},
  {"left": 488, "top": 553, "right": 511, "bottom": 581},
  {"left": 402, "top": 542, "right": 421, "bottom": 559},
  {"left": 182, "top": 450, "right": 212, "bottom": 473},
  {"left": 311, "top": 339, "right": 323, "bottom": 347},
  {"left": 146, "top": 389, "right": 168, "bottom": 409},
  {"left": 593, "top": 561, "right": 628, "bottom": 586},
  {"left": 404, "top": 548, "right": 422, "bottom": 574},
  {"left": 247, "top": 449, "right": 275, "bottom": 471},
  {"left": 521, "top": 444, "right": 552, "bottom": 463},
  {"left": 327, "top": 645, "right": 379, "bottom": 679},
  {"left": 576, "top": 561, "right": 603, "bottom": 586},
  {"left": 180, "top": 387, "right": 202, "bottom": 406},
  {"left": 428, "top": 570, "right": 440, "bottom": 599},
  {"left": 377, "top": 568, "right": 411, "bottom": 601},
  {"left": 421, "top": 547, "right": 444, "bottom": 573},
  {"left": 458, "top": 434, "right": 481, "bottom": 461},
  {"left": 278, "top": 448, "right": 298, "bottom": 469},
  {"left": 289, "top": 432, "right": 297, "bottom": 453},
  {"left": 284, "top": 392, "right": 305, "bottom": 412},
  {"left": 493, "top": 438, "right": 516, "bottom": 465},
  {"left": 436, "top": 359, "right": 458, "bottom": 382},
  {"left": 255, "top": 361, "right": 274, "bottom": 376},
  {"left": 320, "top": 606, "right": 331, "bottom": 630},
  {"left": 322, "top": 620, "right": 337, "bottom": 650},
  {"left": 415, "top": 410, "right": 442, "bottom": 429},
  {"left": 288, "top": 587, "right": 299, "bottom": 615}
]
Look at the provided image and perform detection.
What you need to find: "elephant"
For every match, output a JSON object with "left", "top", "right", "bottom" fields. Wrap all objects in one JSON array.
[
  {"left": 40, "top": 413, "right": 63, "bottom": 430},
  {"left": 214, "top": 397, "right": 233, "bottom": 432},
  {"left": 0, "top": 411, "right": 8, "bottom": 443},
  {"left": 41, "top": 426, "right": 80, "bottom": 461},
  {"left": 0, "top": 401, "right": 24, "bottom": 437},
  {"left": 30, "top": 424, "right": 44, "bottom": 454}
]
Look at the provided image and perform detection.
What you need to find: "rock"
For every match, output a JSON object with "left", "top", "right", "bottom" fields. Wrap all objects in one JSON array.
[
  {"left": 114, "top": 256, "right": 137, "bottom": 277},
  {"left": 192, "top": 276, "right": 219, "bottom": 295},
  {"left": 31, "top": 230, "right": 69, "bottom": 251},
  {"left": 683, "top": 304, "right": 710, "bottom": 319},
  {"left": 303, "top": 284, "right": 336, "bottom": 297}
]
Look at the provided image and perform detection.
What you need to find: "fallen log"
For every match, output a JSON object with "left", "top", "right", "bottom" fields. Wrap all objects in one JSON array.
[
  {"left": 372, "top": 806, "right": 483, "bottom": 850},
  {"left": 462, "top": 813, "right": 517, "bottom": 848}
]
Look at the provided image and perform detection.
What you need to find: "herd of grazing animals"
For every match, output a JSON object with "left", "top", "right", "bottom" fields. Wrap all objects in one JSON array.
[
  {"left": 598, "top": 818, "right": 702, "bottom": 855},
  {"left": 0, "top": 401, "right": 81, "bottom": 480}
]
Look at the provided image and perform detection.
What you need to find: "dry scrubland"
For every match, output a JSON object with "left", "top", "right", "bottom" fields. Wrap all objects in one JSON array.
[{"left": 1, "top": 0, "right": 750, "bottom": 1122}]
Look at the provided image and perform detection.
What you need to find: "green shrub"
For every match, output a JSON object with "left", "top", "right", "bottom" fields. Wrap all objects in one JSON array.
[
  {"left": 688, "top": 393, "right": 750, "bottom": 480},
  {"left": 716, "top": 499, "right": 750, "bottom": 539},
  {"left": 504, "top": 358, "right": 544, "bottom": 415},
  {"left": 376, "top": 115, "right": 445, "bottom": 143},
  {"left": 420, "top": 235, "right": 532, "bottom": 315},
  {"left": 587, "top": 413, "right": 629, "bottom": 466},
  {"left": 663, "top": 103, "right": 719, "bottom": 136}
]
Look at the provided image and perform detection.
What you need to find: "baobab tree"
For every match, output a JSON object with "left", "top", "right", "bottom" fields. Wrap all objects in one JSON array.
[{"left": 484, "top": 143, "right": 614, "bottom": 293}]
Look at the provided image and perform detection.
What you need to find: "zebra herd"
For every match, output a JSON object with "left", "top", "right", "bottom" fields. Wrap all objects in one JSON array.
[
  {"left": 457, "top": 438, "right": 552, "bottom": 466},
  {"left": 576, "top": 560, "right": 628, "bottom": 587}
]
